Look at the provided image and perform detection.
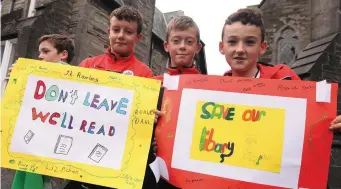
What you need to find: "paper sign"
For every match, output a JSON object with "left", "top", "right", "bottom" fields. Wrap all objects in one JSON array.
[
  {"left": 155, "top": 75, "right": 337, "bottom": 189},
  {"left": 316, "top": 80, "right": 331, "bottom": 103},
  {"left": 1, "top": 58, "right": 161, "bottom": 189},
  {"left": 163, "top": 74, "right": 179, "bottom": 90},
  {"left": 190, "top": 101, "right": 286, "bottom": 173}
]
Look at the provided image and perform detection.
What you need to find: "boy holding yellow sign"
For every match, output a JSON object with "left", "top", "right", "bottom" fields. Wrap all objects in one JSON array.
[{"left": 11, "top": 34, "right": 75, "bottom": 189}]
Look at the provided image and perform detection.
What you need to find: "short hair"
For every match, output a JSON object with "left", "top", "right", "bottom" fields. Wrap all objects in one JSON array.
[
  {"left": 166, "top": 16, "right": 200, "bottom": 43},
  {"left": 38, "top": 34, "right": 75, "bottom": 63},
  {"left": 109, "top": 5, "right": 143, "bottom": 34},
  {"left": 222, "top": 8, "right": 265, "bottom": 42}
]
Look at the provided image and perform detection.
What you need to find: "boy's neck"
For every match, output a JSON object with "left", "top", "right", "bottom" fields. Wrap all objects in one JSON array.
[
  {"left": 110, "top": 49, "right": 133, "bottom": 59},
  {"left": 232, "top": 65, "right": 259, "bottom": 78},
  {"left": 170, "top": 62, "right": 193, "bottom": 68}
]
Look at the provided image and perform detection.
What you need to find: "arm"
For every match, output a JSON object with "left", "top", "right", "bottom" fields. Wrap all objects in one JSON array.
[
  {"left": 144, "top": 68, "right": 154, "bottom": 78},
  {"left": 79, "top": 58, "right": 90, "bottom": 68}
]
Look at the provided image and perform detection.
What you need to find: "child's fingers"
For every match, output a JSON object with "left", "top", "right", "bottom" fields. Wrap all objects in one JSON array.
[
  {"left": 329, "top": 122, "right": 341, "bottom": 133},
  {"left": 154, "top": 110, "right": 162, "bottom": 117},
  {"left": 331, "top": 115, "right": 341, "bottom": 125},
  {"left": 152, "top": 137, "right": 157, "bottom": 155},
  {"left": 7, "top": 66, "right": 13, "bottom": 76},
  {"left": 154, "top": 110, "right": 163, "bottom": 124}
]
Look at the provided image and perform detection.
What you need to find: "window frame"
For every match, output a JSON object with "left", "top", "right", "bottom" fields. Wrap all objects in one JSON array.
[{"left": 1, "top": 38, "right": 17, "bottom": 98}]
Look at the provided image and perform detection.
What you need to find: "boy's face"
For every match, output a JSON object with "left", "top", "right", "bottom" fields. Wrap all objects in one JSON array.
[
  {"left": 108, "top": 16, "right": 142, "bottom": 57},
  {"left": 38, "top": 41, "right": 68, "bottom": 63},
  {"left": 219, "top": 22, "right": 267, "bottom": 72},
  {"left": 164, "top": 28, "right": 202, "bottom": 67}
]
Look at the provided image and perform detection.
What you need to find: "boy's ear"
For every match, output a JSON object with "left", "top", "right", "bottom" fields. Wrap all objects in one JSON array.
[
  {"left": 60, "top": 50, "right": 68, "bottom": 62},
  {"left": 196, "top": 43, "right": 203, "bottom": 54},
  {"left": 163, "top": 41, "right": 169, "bottom": 52},
  {"left": 135, "top": 33, "right": 143, "bottom": 43},
  {"left": 219, "top": 41, "right": 224, "bottom": 55},
  {"left": 259, "top": 41, "right": 268, "bottom": 55},
  {"left": 107, "top": 28, "right": 110, "bottom": 37}
]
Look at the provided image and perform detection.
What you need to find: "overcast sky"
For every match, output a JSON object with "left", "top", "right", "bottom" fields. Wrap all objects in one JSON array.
[{"left": 155, "top": 0, "right": 262, "bottom": 75}]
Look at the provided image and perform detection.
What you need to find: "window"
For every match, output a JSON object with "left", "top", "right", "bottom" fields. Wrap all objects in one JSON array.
[
  {"left": 277, "top": 28, "right": 299, "bottom": 66},
  {"left": 27, "top": 0, "right": 37, "bottom": 17},
  {"left": 1, "top": 38, "right": 17, "bottom": 98}
]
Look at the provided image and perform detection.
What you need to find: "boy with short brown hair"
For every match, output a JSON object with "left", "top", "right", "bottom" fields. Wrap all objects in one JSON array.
[
  {"left": 38, "top": 34, "right": 75, "bottom": 64},
  {"left": 220, "top": 8, "right": 300, "bottom": 80},
  {"left": 11, "top": 33, "right": 75, "bottom": 189},
  {"left": 154, "top": 15, "right": 202, "bottom": 82},
  {"left": 79, "top": 5, "right": 153, "bottom": 78},
  {"left": 8, "top": 34, "right": 75, "bottom": 75},
  {"left": 154, "top": 15, "right": 203, "bottom": 189},
  {"left": 68, "top": 5, "right": 155, "bottom": 189}
]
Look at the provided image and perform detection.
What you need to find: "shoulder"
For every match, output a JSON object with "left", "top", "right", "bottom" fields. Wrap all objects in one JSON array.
[
  {"left": 79, "top": 54, "right": 108, "bottom": 67},
  {"left": 133, "top": 59, "right": 153, "bottom": 77},
  {"left": 258, "top": 63, "right": 300, "bottom": 80},
  {"left": 272, "top": 64, "right": 301, "bottom": 80}
]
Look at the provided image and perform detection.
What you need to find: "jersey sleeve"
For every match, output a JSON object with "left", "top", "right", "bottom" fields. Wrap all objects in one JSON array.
[{"left": 79, "top": 58, "right": 90, "bottom": 68}]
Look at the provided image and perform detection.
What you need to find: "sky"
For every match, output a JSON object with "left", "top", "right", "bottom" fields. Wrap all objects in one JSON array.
[{"left": 155, "top": 0, "right": 262, "bottom": 75}]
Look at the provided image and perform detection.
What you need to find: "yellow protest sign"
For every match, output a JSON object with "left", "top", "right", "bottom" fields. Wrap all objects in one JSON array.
[
  {"left": 1, "top": 58, "right": 161, "bottom": 189},
  {"left": 190, "top": 101, "right": 286, "bottom": 173}
]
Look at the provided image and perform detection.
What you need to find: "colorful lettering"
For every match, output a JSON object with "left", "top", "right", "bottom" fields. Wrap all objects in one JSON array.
[
  {"left": 49, "top": 112, "right": 60, "bottom": 125},
  {"left": 58, "top": 90, "right": 68, "bottom": 103},
  {"left": 32, "top": 107, "right": 50, "bottom": 122},
  {"left": 45, "top": 85, "right": 59, "bottom": 101},
  {"left": 68, "top": 115, "right": 73, "bottom": 129},
  {"left": 108, "top": 126, "right": 115, "bottom": 136},
  {"left": 201, "top": 102, "right": 235, "bottom": 120},
  {"left": 34, "top": 80, "right": 46, "bottom": 100},
  {"left": 97, "top": 99, "right": 109, "bottom": 111},
  {"left": 97, "top": 125, "right": 106, "bottom": 136},
  {"left": 225, "top": 107, "right": 235, "bottom": 120},
  {"left": 220, "top": 143, "right": 234, "bottom": 163},
  {"left": 111, "top": 101, "right": 118, "bottom": 111},
  {"left": 80, "top": 120, "right": 87, "bottom": 132},
  {"left": 87, "top": 122, "right": 96, "bottom": 134},
  {"left": 242, "top": 109, "right": 266, "bottom": 122},
  {"left": 200, "top": 102, "right": 214, "bottom": 119},
  {"left": 61, "top": 113, "right": 67, "bottom": 128},
  {"left": 117, "top": 98, "right": 129, "bottom": 115},
  {"left": 90, "top": 94, "right": 100, "bottom": 108},
  {"left": 83, "top": 92, "right": 91, "bottom": 106},
  {"left": 199, "top": 127, "right": 233, "bottom": 155}
]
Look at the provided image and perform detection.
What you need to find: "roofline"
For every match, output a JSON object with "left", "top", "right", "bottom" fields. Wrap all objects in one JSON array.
[{"left": 258, "top": 0, "right": 266, "bottom": 8}]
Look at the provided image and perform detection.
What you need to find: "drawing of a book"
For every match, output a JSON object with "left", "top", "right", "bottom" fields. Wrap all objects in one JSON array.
[
  {"left": 88, "top": 143, "right": 108, "bottom": 163},
  {"left": 24, "top": 130, "right": 35, "bottom": 144},
  {"left": 54, "top": 135, "right": 73, "bottom": 155}
]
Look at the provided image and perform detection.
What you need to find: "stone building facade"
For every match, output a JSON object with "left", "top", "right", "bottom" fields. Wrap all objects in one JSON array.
[
  {"left": 1, "top": 0, "right": 207, "bottom": 188},
  {"left": 256, "top": 0, "right": 341, "bottom": 188},
  {"left": 1, "top": 0, "right": 207, "bottom": 83}
]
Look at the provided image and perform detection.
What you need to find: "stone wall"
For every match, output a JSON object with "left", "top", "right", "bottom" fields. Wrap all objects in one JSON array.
[{"left": 259, "top": 0, "right": 312, "bottom": 65}]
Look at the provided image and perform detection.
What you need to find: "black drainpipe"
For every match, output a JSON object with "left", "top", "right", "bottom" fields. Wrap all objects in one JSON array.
[{"left": 10, "top": 0, "right": 16, "bottom": 12}]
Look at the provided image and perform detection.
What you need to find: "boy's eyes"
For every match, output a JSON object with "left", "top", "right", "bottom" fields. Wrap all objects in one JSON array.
[
  {"left": 186, "top": 40, "right": 194, "bottom": 45},
  {"left": 172, "top": 39, "right": 180, "bottom": 43},
  {"left": 40, "top": 49, "right": 50, "bottom": 53},
  {"left": 227, "top": 40, "right": 237, "bottom": 45},
  {"left": 171, "top": 39, "right": 195, "bottom": 45},
  {"left": 111, "top": 28, "right": 134, "bottom": 35},
  {"left": 227, "top": 39, "right": 256, "bottom": 46},
  {"left": 245, "top": 40, "right": 256, "bottom": 45}
]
